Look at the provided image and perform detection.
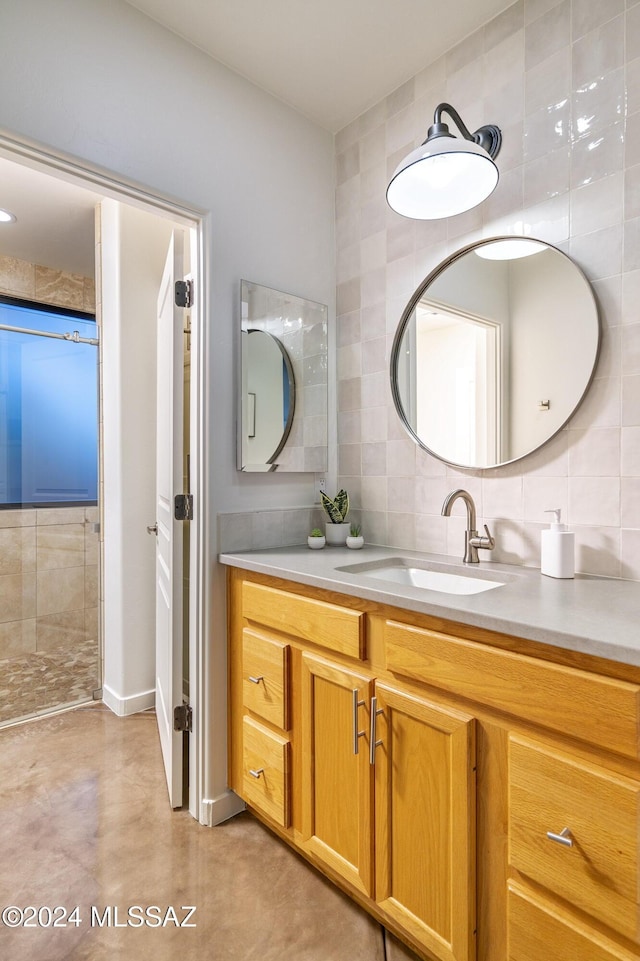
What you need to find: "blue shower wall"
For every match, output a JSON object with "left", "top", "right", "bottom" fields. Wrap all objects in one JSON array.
[{"left": 0, "top": 300, "right": 98, "bottom": 507}]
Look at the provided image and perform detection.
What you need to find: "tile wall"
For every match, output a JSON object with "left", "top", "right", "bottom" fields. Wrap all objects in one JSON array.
[
  {"left": 0, "top": 507, "right": 100, "bottom": 724},
  {"left": 0, "top": 254, "right": 96, "bottom": 312},
  {"left": 334, "top": 0, "right": 640, "bottom": 580},
  {"left": 0, "top": 257, "right": 98, "bottom": 724}
]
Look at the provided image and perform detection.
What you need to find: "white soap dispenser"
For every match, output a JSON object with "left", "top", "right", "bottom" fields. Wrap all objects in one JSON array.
[{"left": 541, "top": 509, "right": 574, "bottom": 579}]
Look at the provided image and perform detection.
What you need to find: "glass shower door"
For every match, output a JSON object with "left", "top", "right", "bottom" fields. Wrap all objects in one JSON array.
[{"left": 0, "top": 300, "right": 100, "bottom": 725}]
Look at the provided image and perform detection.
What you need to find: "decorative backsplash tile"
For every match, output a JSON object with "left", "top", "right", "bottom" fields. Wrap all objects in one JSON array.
[{"left": 334, "top": 0, "right": 640, "bottom": 580}]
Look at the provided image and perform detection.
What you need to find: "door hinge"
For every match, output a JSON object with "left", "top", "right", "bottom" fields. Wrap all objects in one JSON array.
[
  {"left": 175, "top": 279, "right": 193, "bottom": 308},
  {"left": 174, "top": 493, "right": 193, "bottom": 520},
  {"left": 174, "top": 703, "right": 192, "bottom": 733}
]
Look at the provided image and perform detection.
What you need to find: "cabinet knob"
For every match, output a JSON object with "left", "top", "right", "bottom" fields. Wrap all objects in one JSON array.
[
  {"left": 248, "top": 768, "right": 264, "bottom": 779},
  {"left": 546, "top": 827, "right": 573, "bottom": 847}
]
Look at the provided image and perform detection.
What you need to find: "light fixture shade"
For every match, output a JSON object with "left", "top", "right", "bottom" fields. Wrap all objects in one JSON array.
[
  {"left": 387, "top": 136, "right": 499, "bottom": 220},
  {"left": 474, "top": 238, "right": 547, "bottom": 260}
]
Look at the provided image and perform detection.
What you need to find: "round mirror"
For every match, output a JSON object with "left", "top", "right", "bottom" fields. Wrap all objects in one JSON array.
[{"left": 391, "top": 237, "right": 600, "bottom": 469}]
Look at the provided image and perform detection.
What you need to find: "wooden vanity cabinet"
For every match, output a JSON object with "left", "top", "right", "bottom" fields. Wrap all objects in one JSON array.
[
  {"left": 372, "top": 682, "right": 476, "bottom": 961},
  {"left": 227, "top": 567, "right": 640, "bottom": 961},
  {"left": 299, "top": 651, "right": 375, "bottom": 897}
]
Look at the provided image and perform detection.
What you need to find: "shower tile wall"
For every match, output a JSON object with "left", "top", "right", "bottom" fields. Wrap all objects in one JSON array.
[
  {"left": 0, "top": 508, "right": 100, "bottom": 724},
  {"left": 334, "top": 0, "right": 640, "bottom": 582},
  {"left": 0, "top": 256, "right": 98, "bottom": 725},
  {"left": 0, "top": 254, "right": 95, "bottom": 312}
]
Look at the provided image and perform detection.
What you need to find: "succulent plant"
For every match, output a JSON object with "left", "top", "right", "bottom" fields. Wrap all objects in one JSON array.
[
  {"left": 349, "top": 522, "right": 362, "bottom": 537},
  {"left": 309, "top": 528, "right": 324, "bottom": 537},
  {"left": 320, "top": 489, "right": 349, "bottom": 524}
]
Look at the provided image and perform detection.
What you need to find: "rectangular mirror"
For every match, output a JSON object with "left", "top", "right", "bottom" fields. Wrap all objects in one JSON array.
[{"left": 238, "top": 280, "right": 328, "bottom": 472}]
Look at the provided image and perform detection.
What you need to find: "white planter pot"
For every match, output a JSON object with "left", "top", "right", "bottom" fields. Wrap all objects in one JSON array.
[
  {"left": 307, "top": 535, "right": 326, "bottom": 549},
  {"left": 325, "top": 522, "right": 350, "bottom": 546},
  {"left": 346, "top": 535, "right": 364, "bottom": 550}
]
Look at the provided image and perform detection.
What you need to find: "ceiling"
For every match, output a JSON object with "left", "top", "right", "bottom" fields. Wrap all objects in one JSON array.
[
  {"left": 125, "top": 0, "right": 517, "bottom": 132},
  {"left": 0, "top": 0, "right": 515, "bottom": 278},
  {"left": 0, "top": 157, "right": 100, "bottom": 279}
]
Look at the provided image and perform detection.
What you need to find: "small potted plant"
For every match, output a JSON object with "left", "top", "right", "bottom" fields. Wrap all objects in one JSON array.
[
  {"left": 346, "top": 522, "right": 364, "bottom": 550},
  {"left": 321, "top": 489, "right": 351, "bottom": 545},
  {"left": 307, "top": 528, "right": 326, "bottom": 550}
]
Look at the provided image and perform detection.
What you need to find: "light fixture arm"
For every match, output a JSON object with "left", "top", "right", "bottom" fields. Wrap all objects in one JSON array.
[{"left": 427, "top": 102, "right": 502, "bottom": 159}]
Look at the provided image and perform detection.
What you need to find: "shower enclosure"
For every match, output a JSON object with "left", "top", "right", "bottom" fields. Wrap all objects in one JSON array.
[{"left": 0, "top": 296, "right": 100, "bottom": 725}]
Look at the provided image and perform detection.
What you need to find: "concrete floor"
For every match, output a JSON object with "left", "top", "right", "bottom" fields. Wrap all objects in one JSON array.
[{"left": 0, "top": 703, "right": 418, "bottom": 961}]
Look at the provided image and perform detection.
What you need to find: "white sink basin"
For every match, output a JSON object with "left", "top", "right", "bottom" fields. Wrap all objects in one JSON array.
[{"left": 336, "top": 558, "right": 507, "bottom": 595}]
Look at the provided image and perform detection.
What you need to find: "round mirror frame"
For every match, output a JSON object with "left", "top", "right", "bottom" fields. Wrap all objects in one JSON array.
[
  {"left": 247, "top": 327, "right": 296, "bottom": 465},
  {"left": 389, "top": 236, "right": 602, "bottom": 471}
]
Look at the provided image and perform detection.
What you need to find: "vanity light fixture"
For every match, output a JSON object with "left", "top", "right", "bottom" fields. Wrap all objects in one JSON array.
[
  {"left": 386, "top": 102, "right": 501, "bottom": 220},
  {"left": 0, "top": 207, "right": 17, "bottom": 224}
]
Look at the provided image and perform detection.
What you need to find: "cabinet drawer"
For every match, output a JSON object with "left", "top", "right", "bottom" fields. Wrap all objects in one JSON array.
[
  {"left": 242, "top": 628, "right": 289, "bottom": 729},
  {"left": 384, "top": 619, "right": 640, "bottom": 758},
  {"left": 242, "top": 716, "right": 290, "bottom": 828},
  {"left": 508, "top": 882, "right": 637, "bottom": 961},
  {"left": 242, "top": 580, "right": 364, "bottom": 659},
  {"left": 509, "top": 734, "right": 640, "bottom": 941}
]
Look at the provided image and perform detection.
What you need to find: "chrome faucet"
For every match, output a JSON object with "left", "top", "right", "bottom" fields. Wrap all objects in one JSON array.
[{"left": 441, "top": 489, "right": 495, "bottom": 564}]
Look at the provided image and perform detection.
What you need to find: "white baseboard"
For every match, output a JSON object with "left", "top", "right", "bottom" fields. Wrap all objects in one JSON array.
[
  {"left": 102, "top": 684, "right": 155, "bottom": 717},
  {"left": 201, "top": 791, "right": 245, "bottom": 826}
]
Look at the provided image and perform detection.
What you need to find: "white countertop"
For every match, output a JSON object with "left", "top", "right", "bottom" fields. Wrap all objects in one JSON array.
[{"left": 219, "top": 544, "right": 640, "bottom": 668}]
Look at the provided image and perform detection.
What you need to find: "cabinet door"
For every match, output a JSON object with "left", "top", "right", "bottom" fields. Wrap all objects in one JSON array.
[
  {"left": 373, "top": 682, "right": 476, "bottom": 961},
  {"left": 300, "top": 652, "right": 374, "bottom": 897}
]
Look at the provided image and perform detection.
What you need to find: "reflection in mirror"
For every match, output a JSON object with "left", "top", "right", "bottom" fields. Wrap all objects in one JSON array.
[
  {"left": 239, "top": 281, "right": 328, "bottom": 472},
  {"left": 392, "top": 238, "right": 600, "bottom": 469},
  {"left": 242, "top": 329, "right": 295, "bottom": 466}
]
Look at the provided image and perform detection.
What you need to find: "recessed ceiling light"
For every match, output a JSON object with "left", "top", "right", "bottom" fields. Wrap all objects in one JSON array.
[{"left": 0, "top": 208, "right": 17, "bottom": 224}]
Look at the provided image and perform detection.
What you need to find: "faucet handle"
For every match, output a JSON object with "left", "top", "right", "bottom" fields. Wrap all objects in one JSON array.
[
  {"left": 470, "top": 524, "right": 495, "bottom": 552},
  {"left": 482, "top": 524, "right": 495, "bottom": 548}
]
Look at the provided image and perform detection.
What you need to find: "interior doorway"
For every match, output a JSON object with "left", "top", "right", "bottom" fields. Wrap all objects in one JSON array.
[{"left": 0, "top": 134, "right": 205, "bottom": 819}]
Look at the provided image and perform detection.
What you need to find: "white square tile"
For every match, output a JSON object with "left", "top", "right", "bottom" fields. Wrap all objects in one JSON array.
[
  {"left": 621, "top": 426, "right": 640, "bottom": 474},
  {"left": 574, "top": 525, "right": 621, "bottom": 575},
  {"left": 361, "top": 476, "right": 388, "bottom": 512},
  {"left": 567, "top": 427, "right": 621, "bottom": 475},
  {"left": 621, "top": 476, "right": 640, "bottom": 525},
  {"left": 622, "top": 324, "right": 640, "bottom": 374},
  {"left": 569, "top": 476, "right": 620, "bottom": 525},
  {"left": 621, "top": 527, "right": 640, "bottom": 578},
  {"left": 523, "top": 475, "right": 568, "bottom": 522},
  {"left": 622, "top": 373, "right": 640, "bottom": 424},
  {"left": 570, "top": 173, "right": 623, "bottom": 237}
]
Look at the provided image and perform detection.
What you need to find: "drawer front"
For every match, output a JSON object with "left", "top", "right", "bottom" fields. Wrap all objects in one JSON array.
[
  {"left": 242, "top": 580, "right": 364, "bottom": 659},
  {"left": 508, "top": 882, "right": 637, "bottom": 961},
  {"left": 509, "top": 734, "right": 640, "bottom": 941},
  {"left": 242, "top": 716, "right": 290, "bottom": 828},
  {"left": 242, "top": 628, "right": 289, "bottom": 729},
  {"left": 384, "top": 619, "right": 640, "bottom": 759}
]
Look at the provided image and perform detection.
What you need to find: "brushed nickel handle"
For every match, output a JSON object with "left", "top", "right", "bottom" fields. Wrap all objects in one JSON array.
[
  {"left": 352, "top": 689, "right": 366, "bottom": 755},
  {"left": 248, "top": 768, "right": 264, "bottom": 779},
  {"left": 248, "top": 675, "right": 264, "bottom": 685},
  {"left": 146, "top": 523, "right": 158, "bottom": 535},
  {"left": 546, "top": 827, "right": 573, "bottom": 847},
  {"left": 369, "top": 696, "right": 384, "bottom": 765}
]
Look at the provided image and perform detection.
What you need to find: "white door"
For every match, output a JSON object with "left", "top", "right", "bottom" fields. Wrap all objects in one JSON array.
[{"left": 155, "top": 230, "right": 185, "bottom": 807}]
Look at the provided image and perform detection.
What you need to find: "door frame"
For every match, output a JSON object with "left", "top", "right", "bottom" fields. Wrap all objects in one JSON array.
[{"left": 0, "top": 129, "right": 209, "bottom": 822}]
